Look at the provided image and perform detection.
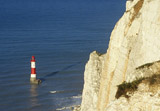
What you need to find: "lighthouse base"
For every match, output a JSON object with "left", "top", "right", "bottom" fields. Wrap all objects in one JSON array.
[{"left": 30, "top": 78, "right": 42, "bottom": 84}]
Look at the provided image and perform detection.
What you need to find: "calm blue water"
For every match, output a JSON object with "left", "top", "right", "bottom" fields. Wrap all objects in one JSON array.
[{"left": 0, "top": 0, "right": 125, "bottom": 111}]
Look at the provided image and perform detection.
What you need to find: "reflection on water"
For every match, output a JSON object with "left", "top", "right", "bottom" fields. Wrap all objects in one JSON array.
[{"left": 30, "top": 85, "right": 39, "bottom": 107}]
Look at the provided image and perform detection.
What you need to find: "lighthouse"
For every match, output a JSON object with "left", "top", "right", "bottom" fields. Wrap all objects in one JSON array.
[{"left": 30, "top": 56, "right": 41, "bottom": 84}]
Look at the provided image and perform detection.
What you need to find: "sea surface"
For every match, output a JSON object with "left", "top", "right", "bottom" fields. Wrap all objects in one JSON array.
[{"left": 0, "top": 0, "right": 125, "bottom": 111}]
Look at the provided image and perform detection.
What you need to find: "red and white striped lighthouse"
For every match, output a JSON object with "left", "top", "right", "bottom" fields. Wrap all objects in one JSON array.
[
  {"left": 30, "top": 56, "right": 36, "bottom": 80},
  {"left": 30, "top": 56, "right": 36, "bottom": 81},
  {"left": 30, "top": 56, "right": 41, "bottom": 84}
]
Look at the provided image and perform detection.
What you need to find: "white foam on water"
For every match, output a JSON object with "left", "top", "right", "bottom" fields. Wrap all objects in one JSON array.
[
  {"left": 55, "top": 94, "right": 82, "bottom": 111},
  {"left": 56, "top": 106, "right": 71, "bottom": 111},
  {"left": 71, "top": 95, "right": 82, "bottom": 99},
  {"left": 49, "top": 90, "right": 64, "bottom": 94},
  {"left": 50, "top": 91, "right": 57, "bottom": 94}
]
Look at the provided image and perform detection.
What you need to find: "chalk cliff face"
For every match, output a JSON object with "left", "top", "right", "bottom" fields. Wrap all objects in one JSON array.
[
  {"left": 106, "top": 71, "right": 160, "bottom": 111},
  {"left": 80, "top": 0, "right": 160, "bottom": 111},
  {"left": 80, "top": 51, "right": 104, "bottom": 111}
]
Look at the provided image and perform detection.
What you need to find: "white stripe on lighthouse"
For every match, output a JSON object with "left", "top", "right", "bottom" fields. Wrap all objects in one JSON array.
[
  {"left": 31, "top": 74, "right": 36, "bottom": 78},
  {"left": 31, "top": 62, "right": 36, "bottom": 68}
]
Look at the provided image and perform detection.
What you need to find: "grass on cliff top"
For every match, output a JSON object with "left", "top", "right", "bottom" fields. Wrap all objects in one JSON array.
[{"left": 115, "top": 74, "right": 160, "bottom": 99}]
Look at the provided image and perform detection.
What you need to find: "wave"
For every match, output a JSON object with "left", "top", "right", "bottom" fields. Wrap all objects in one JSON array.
[
  {"left": 50, "top": 89, "right": 82, "bottom": 94},
  {"left": 52, "top": 94, "right": 82, "bottom": 111}
]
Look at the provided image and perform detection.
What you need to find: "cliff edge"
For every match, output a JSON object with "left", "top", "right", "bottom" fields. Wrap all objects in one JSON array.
[{"left": 79, "top": 0, "right": 160, "bottom": 111}]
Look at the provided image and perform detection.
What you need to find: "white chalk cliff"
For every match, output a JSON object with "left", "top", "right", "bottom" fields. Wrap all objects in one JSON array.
[
  {"left": 78, "top": 0, "right": 160, "bottom": 111},
  {"left": 106, "top": 72, "right": 160, "bottom": 111},
  {"left": 80, "top": 51, "right": 104, "bottom": 111}
]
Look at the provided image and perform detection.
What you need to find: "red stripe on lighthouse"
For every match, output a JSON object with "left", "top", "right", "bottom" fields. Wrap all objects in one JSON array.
[{"left": 31, "top": 68, "right": 36, "bottom": 74}]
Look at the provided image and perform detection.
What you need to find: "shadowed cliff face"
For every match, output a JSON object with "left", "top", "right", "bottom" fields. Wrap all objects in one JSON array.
[{"left": 80, "top": 0, "right": 160, "bottom": 111}]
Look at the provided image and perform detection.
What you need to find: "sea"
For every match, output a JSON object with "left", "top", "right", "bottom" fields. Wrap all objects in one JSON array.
[{"left": 0, "top": 0, "right": 125, "bottom": 111}]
